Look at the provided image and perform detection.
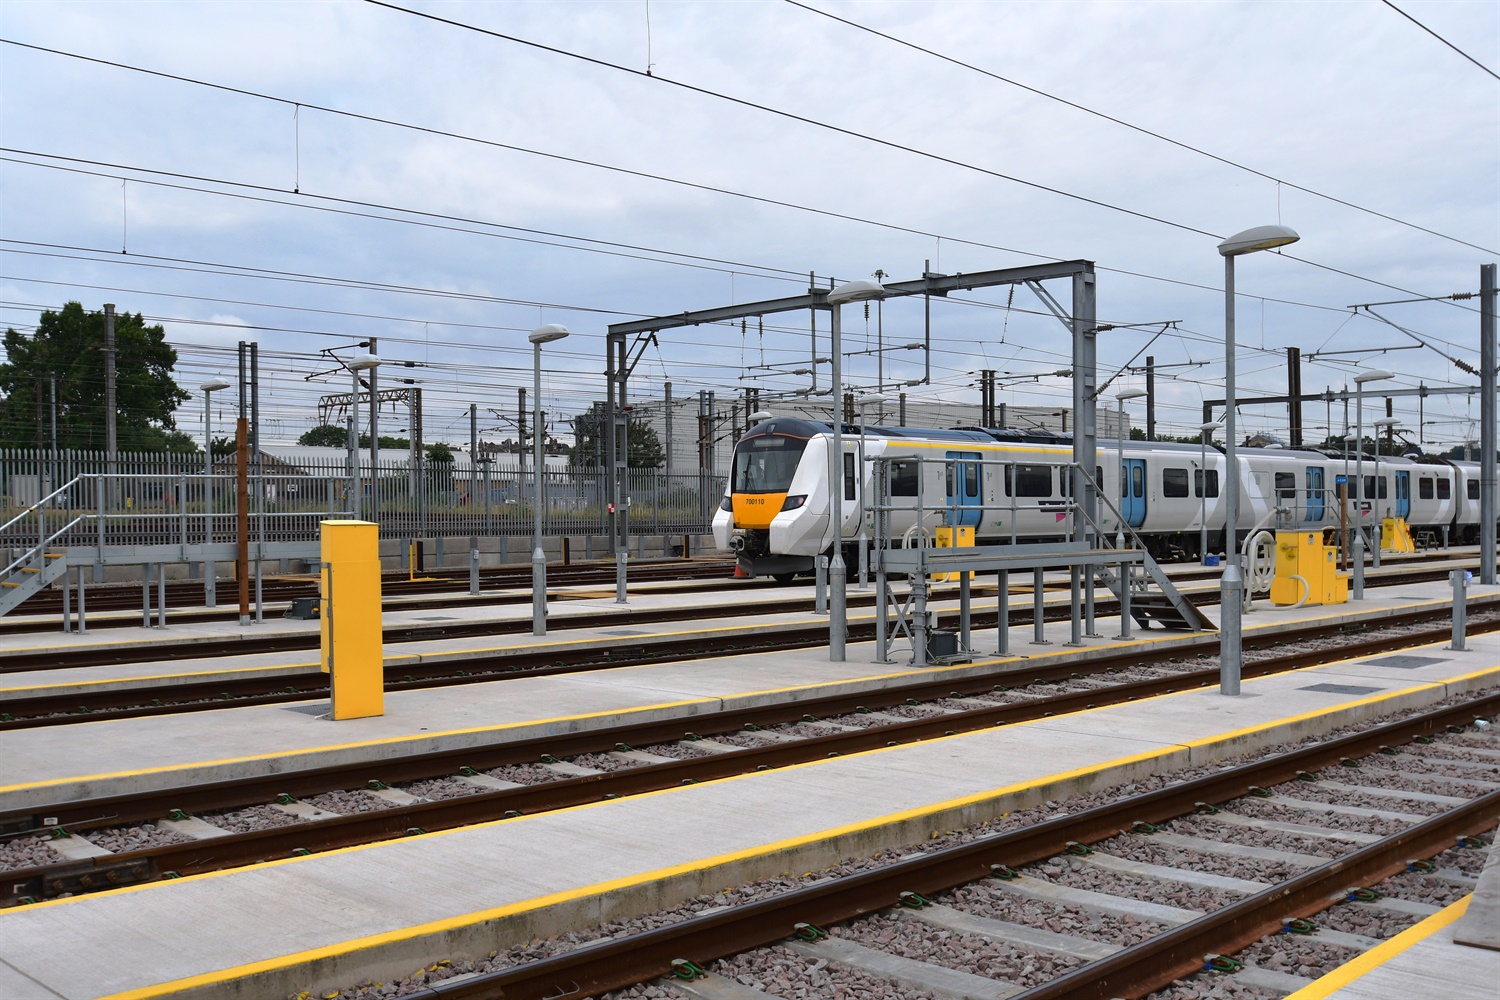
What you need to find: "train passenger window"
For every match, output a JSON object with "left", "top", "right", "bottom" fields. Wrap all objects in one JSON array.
[
  {"left": 890, "top": 461, "right": 918, "bottom": 497},
  {"left": 1437, "top": 479, "right": 1450, "bottom": 500},
  {"left": 1009, "top": 464, "right": 1052, "bottom": 497},
  {"left": 843, "top": 452, "right": 856, "bottom": 501},
  {"left": 1378, "top": 477, "right": 1388, "bottom": 499},
  {"left": 1470, "top": 481, "right": 1480, "bottom": 500},
  {"left": 1162, "top": 468, "right": 1189, "bottom": 497},
  {"left": 1274, "top": 472, "right": 1296, "bottom": 499},
  {"left": 964, "top": 462, "right": 979, "bottom": 495},
  {"left": 1419, "top": 478, "right": 1434, "bottom": 500},
  {"left": 1194, "top": 469, "right": 1219, "bottom": 498}
]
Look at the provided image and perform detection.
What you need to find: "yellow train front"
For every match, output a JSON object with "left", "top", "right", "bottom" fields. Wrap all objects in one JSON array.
[{"left": 711, "top": 416, "right": 834, "bottom": 582}]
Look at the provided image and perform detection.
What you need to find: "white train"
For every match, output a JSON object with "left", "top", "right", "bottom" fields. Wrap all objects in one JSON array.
[{"left": 712, "top": 416, "right": 1492, "bottom": 580}]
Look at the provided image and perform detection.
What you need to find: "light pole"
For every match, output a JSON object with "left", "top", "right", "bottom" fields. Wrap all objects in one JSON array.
[
  {"left": 856, "top": 392, "right": 890, "bottom": 587},
  {"left": 345, "top": 352, "right": 381, "bottom": 518},
  {"left": 1199, "top": 420, "right": 1223, "bottom": 564},
  {"left": 1114, "top": 389, "right": 1146, "bottom": 549},
  {"left": 1351, "top": 369, "right": 1393, "bottom": 599},
  {"left": 529, "top": 324, "right": 569, "bottom": 636},
  {"left": 826, "top": 278, "right": 885, "bottom": 662},
  {"left": 1372, "top": 416, "right": 1398, "bottom": 567},
  {"left": 1217, "top": 224, "right": 1300, "bottom": 696}
]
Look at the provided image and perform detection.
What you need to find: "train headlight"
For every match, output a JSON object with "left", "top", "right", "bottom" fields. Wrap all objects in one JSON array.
[
  {"left": 781, "top": 494, "right": 808, "bottom": 511},
  {"left": 718, "top": 496, "right": 733, "bottom": 512}
]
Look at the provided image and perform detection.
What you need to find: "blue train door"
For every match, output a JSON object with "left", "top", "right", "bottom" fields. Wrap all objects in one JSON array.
[
  {"left": 1395, "top": 471, "right": 1410, "bottom": 519},
  {"left": 1305, "top": 467, "right": 1324, "bottom": 522},
  {"left": 1121, "top": 458, "right": 1147, "bottom": 528},
  {"left": 946, "top": 451, "right": 982, "bottom": 527}
]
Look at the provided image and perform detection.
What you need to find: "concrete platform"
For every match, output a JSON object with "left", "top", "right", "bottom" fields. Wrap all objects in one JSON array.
[
  {"left": 0, "top": 580, "right": 1490, "bottom": 809},
  {"left": 0, "top": 581, "right": 1494, "bottom": 998}
]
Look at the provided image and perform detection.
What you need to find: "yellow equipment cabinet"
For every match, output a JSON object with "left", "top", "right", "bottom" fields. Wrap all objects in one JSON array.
[
  {"left": 320, "top": 520, "right": 384, "bottom": 720},
  {"left": 1269, "top": 530, "right": 1348, "bottom": 607},
  {"left": 1381, "top": 516, "right": 1415, "bottom": 554},
  {"left": 931, "top": 525, "right": 975, "bottom": 582}
]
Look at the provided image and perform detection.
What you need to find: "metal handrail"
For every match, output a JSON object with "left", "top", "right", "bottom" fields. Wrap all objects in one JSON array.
[
  {"left": 0, "top": 475, "right": 82, "bottom": 536},
  {"left": 0, "top": 516, "right": 83, "bottom": 578}
]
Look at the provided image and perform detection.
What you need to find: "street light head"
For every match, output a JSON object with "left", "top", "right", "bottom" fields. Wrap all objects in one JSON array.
[
  {"left": 827, "top": 278, "right": 886, "bottom": 306},
  {"left": 348, "top": 352, "right": 381, "bottom": 371},
  {"left": 1373, "top": 417, "right": 1399, "bottom": 428},
  {"left": 529, "top": 323, "right": 570, "bottom": 345},
  {"left": 860, "top": 393, "right": 892, "bottom": 407},
  {"left": 1353, "top": 368, "right": 1394, "bottom": 384},
  {"left": 1200, "top": 420, "right": 1223, "bottom": 432},
  {"left": 748, "top": 410, "right": 773, "bottom": 423},
  {"left": 1117, "top": 388, "right": 1147, "bottom": 402},
  {"left": 200, "top": 377, "right": 231, "bottom": 393},
  {"left": 1217, "top": 224, "right": 1301, "bottom": 257}
]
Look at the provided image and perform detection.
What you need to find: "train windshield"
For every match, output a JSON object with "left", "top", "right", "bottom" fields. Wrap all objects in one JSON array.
[{"left": 732, "top": 434, "right": 808, "bottom": 493}]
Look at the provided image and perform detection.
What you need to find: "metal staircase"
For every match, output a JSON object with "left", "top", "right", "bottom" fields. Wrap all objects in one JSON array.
[
  {"left": 0, "top": 477, "right": 80, "bottom": 619},
  {"left": 1095, "top": 552, "right": 1215, "bottom": 632},
  {"left": 0, "top": 547, "right": 68, "bottom": 617}
]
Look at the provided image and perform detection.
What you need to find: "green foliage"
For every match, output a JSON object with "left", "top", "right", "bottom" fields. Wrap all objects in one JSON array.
[
  {"left": 0, "top": 302, "right": 189, "bottom": 450},
  {"left": 425, "top": 442, "right": 454, "bottom": 463},
  {"left": 570, "top": 405, "right": 665, "bottom": 469},
  {"left": 298, "top": 423, "right": 411, "bottom": 449}
]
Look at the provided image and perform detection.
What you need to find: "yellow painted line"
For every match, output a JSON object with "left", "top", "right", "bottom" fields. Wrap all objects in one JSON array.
[
  {"left": 1282, "top": 895, "right": 1470, "bottom": 1000},
  {"left": 95, "top": 735, "right": 1182, "bottom": 1000},
  {"left": 0, "top": 695, "right": 720, "bottom": 796},
  {"left": 0, "top": 663, "right": 321, "bottom": 694}
]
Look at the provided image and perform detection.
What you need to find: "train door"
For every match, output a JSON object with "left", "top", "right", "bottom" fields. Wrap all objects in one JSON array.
[
  {"left": 1395, "top": 471, "right": 1410, "bottom": 519},
  {"left": 1305, "top": 467, "right": 1324, "bottom": 522},
  {"left": 945, "top": 450, "right": 982, "bottom": 527},
  {"left": 1121, "top": 458, "right": 1147, "bottom": 528}
]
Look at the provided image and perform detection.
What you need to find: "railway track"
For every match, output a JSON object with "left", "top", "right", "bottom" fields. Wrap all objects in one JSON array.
[
  {"left": 6, "top": 585, "right": 1495, "bottom": 728},
  {"left": 2, "top": 557, "right": 737, "bottom": 623},
  {"left": 3, "top": 612, "right": 1493, "bottom": 913}
]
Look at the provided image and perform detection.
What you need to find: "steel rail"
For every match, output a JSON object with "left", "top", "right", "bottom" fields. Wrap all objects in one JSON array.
[
  {"left": 2, "top": 595, "right": 1494, "bottom": 729},
  {"left": 3, "top": 623, "right": 1494, "bottom": 905},
  {"left": 407, "top": 693, "right": 1500, "bottom": 999}
]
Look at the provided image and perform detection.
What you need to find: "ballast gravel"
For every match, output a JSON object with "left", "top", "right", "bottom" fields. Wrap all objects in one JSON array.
[
  {"left": 81, "top": 822, "right": 191, "bottom": 853},
  {"left": 0, "top": 834, "right": 62, "bottom": 870}
]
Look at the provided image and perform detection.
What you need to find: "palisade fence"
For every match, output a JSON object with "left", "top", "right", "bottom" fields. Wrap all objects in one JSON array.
[{"left": 0, "top": 448, "right": 726, "bottom": 551}]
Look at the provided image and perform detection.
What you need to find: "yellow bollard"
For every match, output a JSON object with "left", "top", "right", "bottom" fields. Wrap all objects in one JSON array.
[
  {"left": 321, "top": 520, "right": 383, "bottom": 720},
  {"left": 1381, "top": 516, "right": 1415, "bottom": 554}
]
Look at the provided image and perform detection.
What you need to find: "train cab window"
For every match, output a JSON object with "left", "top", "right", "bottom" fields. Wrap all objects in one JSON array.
[
  {"left": 1419, "top": 477, "right": 1434, "bottom": 500},
  {"left": 1162, "top": 468, "right": 1189, "bottom": 498},
  {"left": 1437, "top": 479, "right": 1450, "bottom": 500},
  {"left": 890, "top": 461, "right": 918, "bottom": 497},
  {"left": 1470, "top": 480, "right": 1480, "bottom": 500},
  {"left": 1007, "top": 464, "right": 1052, "bottom": 498},
  {"left": 843, "top": 452, "right": 856, "bottom": 501},
  {"left": 1274, "top": 472, "right": 1296, "bottom": 500},
  {"left": 1194, "top": 469, "right": 1219, "bottom": 498}
]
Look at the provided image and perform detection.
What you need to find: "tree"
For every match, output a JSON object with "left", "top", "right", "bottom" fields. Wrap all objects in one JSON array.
[
  {"left": 425, "top": 442, "right": 454, "bottom": 463},
  {"left": 0, "top": 302, "right": 190, "bottom": 450},
  {"left": 299, "top": 424, "right": 411, "bottom": 449},
  {"left": 570, "top": 404, "right": 665, "bottom": 469}
]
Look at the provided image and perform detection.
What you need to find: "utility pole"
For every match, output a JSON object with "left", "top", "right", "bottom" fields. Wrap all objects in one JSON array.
[
  {"left": 1287, "top": 347, "right": 1302, "bottom": 447},
  {"left": 517, "top": 388, "right": 527, "bottom": 491},
  {"left": 664, "top": 381, "right": 673, "bottom": 478},
  {"left": 1480, "top": 263, "right": 1495, "bottom": 584},
  {"left": 103, "top": 304, "right": 117, "bottom": 501},
  {"left": 1145, "top": 355, "right": 1156, "bottom": 441}
]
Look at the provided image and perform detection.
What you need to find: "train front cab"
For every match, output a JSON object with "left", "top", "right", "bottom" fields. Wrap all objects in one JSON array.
[{"left": 717, "top": 418, "right": 822, "bottom": 580}]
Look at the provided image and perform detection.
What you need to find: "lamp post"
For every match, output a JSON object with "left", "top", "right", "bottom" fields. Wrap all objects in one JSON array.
[
  {"left": 1217, "top": 224, "right": 1300, "bottom": 696},
  {"left": 1114, "top": 389, "right": 1146, "bottom": 549},
  {"left": 1372, "top": 416, "right": 1398, "bottom": 568},
  {"left": 1352, "top": 369, "right": 1393, "bottom": 599},
  {"left": 856, "top": 392, "right": 891, "bottom": 587},
  {"left": 529, "top": 324, "right": 569, "bottom": 636},
  {"left": 1199, "top": 420, "right": 1223, "bottom": 564},
  {"left": 826, "top": 278, "right": 885, "bottom": 661},
  {"left": 345, "top": 352, "right": 381, "bottom": 518}
]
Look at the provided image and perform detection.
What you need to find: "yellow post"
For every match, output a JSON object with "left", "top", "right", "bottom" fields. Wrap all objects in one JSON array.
[
  {"left": 321, "top": 520, "right": 383, "bottom": 720},
  {"left": 1381, "top": 516, "right": 1415, "bottom": 553}
]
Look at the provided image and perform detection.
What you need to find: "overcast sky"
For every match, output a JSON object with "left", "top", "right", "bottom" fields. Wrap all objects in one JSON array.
[{"left": 1, "top": 0, "right": 1495, "bottom": 451}]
